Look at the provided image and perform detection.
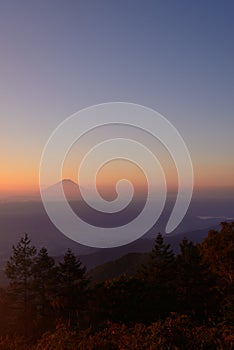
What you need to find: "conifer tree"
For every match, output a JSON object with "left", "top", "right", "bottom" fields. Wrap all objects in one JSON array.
[
  {"left": 140, "top": 232, "right": 175, "bottom": 282},
  {"left": 57, "top": 249, "right": 89, "bottom": 325},
  {"left": 176, "top": 238, "right": 216, "bottom": 319},
  {"left": 32, "top": 247, "right": 57, "bottom": 331},
  {"left": 5, "top": 233, "right": 37, "bottom": 336},
  {"left": 138, "top": 233, "right": 176, "bottom": 319}
]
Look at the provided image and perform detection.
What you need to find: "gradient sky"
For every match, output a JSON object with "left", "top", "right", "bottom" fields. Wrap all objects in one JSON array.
[{"left": 0, "top": 0, "right": 233, "bottom": 195}]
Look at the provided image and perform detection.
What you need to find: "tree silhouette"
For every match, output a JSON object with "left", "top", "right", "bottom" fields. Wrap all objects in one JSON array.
[
  {"left": 140, "top": 233, "right": 175, "bottom": 282},
  {"left": 5, "top": 233, "right": 37, "bottom": 336},
  {"left": 176, "top": 238, "right": 216, "bottom": 319},
  {"left": 32, "top": 247, "right": 57, "bottom": 333},
  {"left": 56, "top": 249, "right": 89, "bottom": 325},
  {"left": 138, "top": 233, "right": 176, "bottom": 320}
]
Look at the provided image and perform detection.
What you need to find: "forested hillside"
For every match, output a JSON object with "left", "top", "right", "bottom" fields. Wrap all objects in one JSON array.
[{"left": 0, "top": 222, "right": 233, "bottom": 349}]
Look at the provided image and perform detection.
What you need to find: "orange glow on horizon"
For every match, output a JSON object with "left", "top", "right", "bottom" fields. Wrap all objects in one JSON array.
[{"left": 1, "top": 153, "right": 234, "bottom": 196}]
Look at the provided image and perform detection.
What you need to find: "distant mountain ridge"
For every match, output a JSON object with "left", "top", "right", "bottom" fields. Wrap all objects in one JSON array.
[
  {"left": 0, "top": 179, "right": 233, "bottom": 287},
  {"left": 89, "top": 252, "right": 149, "bottom": 284}
]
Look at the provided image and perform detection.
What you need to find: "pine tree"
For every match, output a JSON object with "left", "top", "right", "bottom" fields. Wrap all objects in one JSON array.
[
  {"left": 138, "top": 233, "right": 176, "bottom": 319},
  {"left": 140, "top": 232, "right": 175, "bottom": 282},
  {"left": 176, "top": 238, "right": 216, "bottom": 319},
  {"left": 56, "top": 249, "right": 89, "bottom": 325},
  {"left": 5, "top": 233, "right": 37, "bottom": 336},
  {"left": 32, "top": 247, "right": 57, "bottom": 332}
]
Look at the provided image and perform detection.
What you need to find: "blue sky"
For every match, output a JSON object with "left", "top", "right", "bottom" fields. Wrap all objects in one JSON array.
[{"left": 0, "top": 0, "right": 233, "bottom": 193}]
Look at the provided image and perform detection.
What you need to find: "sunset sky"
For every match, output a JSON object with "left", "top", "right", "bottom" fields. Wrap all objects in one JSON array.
[{"left": 0, "top": 1, "right": 233, "bottom": 196}]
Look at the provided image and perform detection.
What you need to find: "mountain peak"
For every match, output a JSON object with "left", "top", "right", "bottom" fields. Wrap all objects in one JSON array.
[
  {"left": 43, "top": 179, "right": 80, "bottom": 201},
  {"left": 61, "top": 179, "right": 77, "bottom": 185}
]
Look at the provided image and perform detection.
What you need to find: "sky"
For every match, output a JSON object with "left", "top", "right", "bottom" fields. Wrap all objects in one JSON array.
[{"left": 0, "top": 0, "right": 233, "bottom": 195}]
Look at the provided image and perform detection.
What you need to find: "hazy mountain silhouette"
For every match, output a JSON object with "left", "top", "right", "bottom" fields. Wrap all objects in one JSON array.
[{"left": 42, "top": 179, "right": 82, "bottom": 201}]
